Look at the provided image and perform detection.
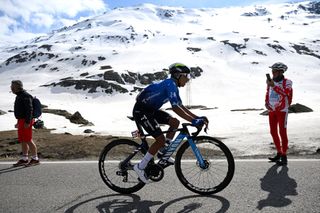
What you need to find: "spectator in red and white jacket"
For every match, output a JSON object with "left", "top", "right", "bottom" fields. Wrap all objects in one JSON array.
[{"left": 265, "top": 62, "right": 293, "bottom": 166}]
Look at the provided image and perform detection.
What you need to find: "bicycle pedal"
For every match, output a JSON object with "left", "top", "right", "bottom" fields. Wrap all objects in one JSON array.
[
  {"left": 158, "top": 160, "right": 173, "bottom": 168},
  {"left": 116, "top": 171, "right": 124, "bottom": 176}
]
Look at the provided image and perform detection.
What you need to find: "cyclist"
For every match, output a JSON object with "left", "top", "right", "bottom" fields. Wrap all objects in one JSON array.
[
  {"left": 265, "top": 62, "right": 293, "bottom": 165},
  {"left": 133, "top": 63, "right": 209, "bottom": 183}
]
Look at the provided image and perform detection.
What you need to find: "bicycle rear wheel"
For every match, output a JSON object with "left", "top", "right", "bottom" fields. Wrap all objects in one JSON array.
[
  {"left": 175, "top": 136, "right": 235, "bottom": 195},
  {"left": 98, "top": 139, "right": 145, "bottom": 194}
]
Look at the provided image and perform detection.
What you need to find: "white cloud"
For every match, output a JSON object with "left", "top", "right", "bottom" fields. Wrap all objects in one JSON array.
[
  {"left": 58, "top": 18, "right": 78, "bottom": 28},
  {"left": 0, "top": 0, "right": 107, "bottom": 44},
  {"left": 250, "top": 0, "right": 306, "bottom": 6},
  {"left": 0, "top": 30, "right": 45, "bottom": 47},
  {"left": 31, "top": 13, "right": 55, "bottom": 28},
  {"left": 0, "top": 15, "right": 18, "bottom": 34},
  {"left": 1, "top": 0, "right": 107, "bottom": 20}
]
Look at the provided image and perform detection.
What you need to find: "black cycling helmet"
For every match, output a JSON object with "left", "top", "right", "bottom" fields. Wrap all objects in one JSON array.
[
  {"left": 269, "top": 62, "right": 288, "bottom": 72},
  {"left": 169, "top": 63, "right": 191, "bottom": 79}
]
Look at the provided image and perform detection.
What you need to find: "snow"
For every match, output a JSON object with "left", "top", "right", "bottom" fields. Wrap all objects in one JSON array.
[{"left": 0, "top": 2, "right": 319, "bottom": 156}]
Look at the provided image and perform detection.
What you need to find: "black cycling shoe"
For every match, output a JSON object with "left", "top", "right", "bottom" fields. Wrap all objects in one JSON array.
[
  {"left": 268, "top": 153, "right": 281, "bottom": 162},
  {"left": 276, "top": 155, "right": 288, "bottom": 166}
]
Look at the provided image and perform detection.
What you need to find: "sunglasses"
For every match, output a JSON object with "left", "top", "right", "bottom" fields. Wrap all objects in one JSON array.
[{"left": 181, "top": 73, "right": 192, "bottom": 80}]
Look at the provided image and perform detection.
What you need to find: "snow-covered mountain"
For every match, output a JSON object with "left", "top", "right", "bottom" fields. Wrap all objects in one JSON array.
[{"left": 0, "top": 1, "right": 319, "bottom": 156}]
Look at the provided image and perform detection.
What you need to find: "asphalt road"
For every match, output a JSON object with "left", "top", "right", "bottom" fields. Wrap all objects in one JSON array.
[{"left": 0, "top": 159, "right": 319, "bottom": 213}]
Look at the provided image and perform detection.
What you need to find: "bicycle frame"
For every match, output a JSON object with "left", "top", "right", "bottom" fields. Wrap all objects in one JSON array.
[
  {"left": 99, "top": 118, "right": 234, "bottom": 195},
  {"left": 130, "top": 122, "right": 206, "bottom": 168},
  {"left": 163, "top": 124, "right": 206, "bottom": 168}
]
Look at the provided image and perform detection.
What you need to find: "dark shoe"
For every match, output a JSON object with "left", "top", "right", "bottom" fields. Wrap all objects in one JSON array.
[
  {"left": 25, "top": 159, "right": 40, "bottom": 167},
  {"left": 13, "top": 159, "right": 28, "bottom": 167},
  {"left": 268, "top": 153, "right": 281, "bottom": 162},
  {"left": 277, "top": 155, "right": 288, "bottom": 166}
]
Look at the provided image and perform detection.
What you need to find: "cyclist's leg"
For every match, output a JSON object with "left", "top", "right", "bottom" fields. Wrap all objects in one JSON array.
[
  {"left": 153, "top": 110, "right": 178, "bottom": 164},
  {"left": 167, "top": 117, "right": 180, "bottom": 140},
  {"left": 138, "top": 132, "right": 165, "bottom": 169},
  {"left": 133, "top": 133, "right": 165, "bottom": 184},
  {"left": 148, "top": 134, "right": 166, "bottom": 155},
  {"left": 154, "top": 110, "right": 180, "bottom": 140},
  {"left": 133, "top": 108, "right": 165, "bottom": 168}
]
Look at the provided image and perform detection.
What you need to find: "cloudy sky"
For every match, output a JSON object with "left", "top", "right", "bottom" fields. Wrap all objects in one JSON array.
[{"left": 0, "top": 0, "right": 306, "bottom": 45}]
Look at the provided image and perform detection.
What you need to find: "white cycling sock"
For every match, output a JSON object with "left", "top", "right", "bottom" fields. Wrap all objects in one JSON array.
[{"left": 138, "top": 152, "right": 153, "bottom": 170}]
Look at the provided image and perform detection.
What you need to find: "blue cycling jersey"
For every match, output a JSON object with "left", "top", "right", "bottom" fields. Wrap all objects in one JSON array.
[{"left": 136, "top": 78, "right": 182, "bottom": 110}]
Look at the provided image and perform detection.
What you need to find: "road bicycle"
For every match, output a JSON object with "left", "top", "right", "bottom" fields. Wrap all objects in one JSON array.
[{"left": 99, "top": 116, "right": 235, "bottom": 195}]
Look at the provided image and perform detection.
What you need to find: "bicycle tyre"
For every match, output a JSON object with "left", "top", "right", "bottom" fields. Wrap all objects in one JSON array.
[
  {"left": 98, "top": 139, "right": 145, "bottom": 194},
  {"left": 175, "top": 136, "right": 235, "bottom": 195}
]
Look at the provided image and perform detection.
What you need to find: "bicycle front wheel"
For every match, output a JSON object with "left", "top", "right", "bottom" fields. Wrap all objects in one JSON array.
[
  {"left": 98, "top": 139, "right": 145, "bottom": 194},
  {"left": 175, "top": 136, "right": 235, "bottom": 195}
]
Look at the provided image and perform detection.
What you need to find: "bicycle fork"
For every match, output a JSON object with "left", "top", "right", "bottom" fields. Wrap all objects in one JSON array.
[{"left": 187, "top": 137, "right": 207, "bottom": 169}]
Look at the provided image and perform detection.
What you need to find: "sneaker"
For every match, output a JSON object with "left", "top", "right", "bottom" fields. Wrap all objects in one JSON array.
[
  {"left": 268, "top": 153, "right": 281, "bottom": 162},
  {"left": 13, "top": 159, "right": 28, "bottom": 167},
  {"left": 25, "top": 158, "right": 40, "bottom": 167},
  {"left": 133, "top": 164, "right": 149, "bottom": 184},
  {"left": 276, "top": 155, "right": 288, "bottom": 166}
]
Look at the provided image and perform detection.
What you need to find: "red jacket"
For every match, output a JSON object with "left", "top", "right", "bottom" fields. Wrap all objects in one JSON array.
[{"left": 265, "top": 78, "right": 293, "bottom": 112}]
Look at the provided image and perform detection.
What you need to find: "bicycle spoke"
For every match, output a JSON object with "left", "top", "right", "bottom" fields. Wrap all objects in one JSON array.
[
  {"left": 175, "top": 136, "right": 234, "bottom": 195},
  {"left": 99, "top": 139, "right": 146, "bottom": 194}
]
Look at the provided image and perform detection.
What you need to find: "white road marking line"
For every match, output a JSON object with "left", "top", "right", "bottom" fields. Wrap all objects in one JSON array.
[{"left": 0, "top": 159, "right": 319, "bottom": 164}]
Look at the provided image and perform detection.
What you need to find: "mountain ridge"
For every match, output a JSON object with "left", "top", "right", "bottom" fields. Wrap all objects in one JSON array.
[
  {"left": 0, "top": 1, "right": 319, "bottom": 99},
  {"left": 0, "top": 2, "right": 320, "bottom": 153}
]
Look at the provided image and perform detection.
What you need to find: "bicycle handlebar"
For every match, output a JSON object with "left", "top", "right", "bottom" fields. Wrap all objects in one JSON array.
[
  {"left": 182, "top": 123, "right": 208, "bottom": 137},
  {"left": 132, "top": 120, "right": 208, "bottom": 138}
]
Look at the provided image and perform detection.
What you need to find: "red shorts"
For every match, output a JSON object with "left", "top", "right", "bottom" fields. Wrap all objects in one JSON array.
[{"left": 17, "top": 119, "right": 34, "bottom": 142}]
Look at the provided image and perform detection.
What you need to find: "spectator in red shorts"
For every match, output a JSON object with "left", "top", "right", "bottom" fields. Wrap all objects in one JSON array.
[{"left": 11, "top": 80, "right": 40, "bottom": 167}]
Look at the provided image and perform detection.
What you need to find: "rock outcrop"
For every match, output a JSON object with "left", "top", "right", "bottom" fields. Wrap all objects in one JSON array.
[
  {"left": 260, "top": 103, "right": 313, "bottom": 115},
  {"left": 41, "top": 66, "right": 203, "bottom": 95}
]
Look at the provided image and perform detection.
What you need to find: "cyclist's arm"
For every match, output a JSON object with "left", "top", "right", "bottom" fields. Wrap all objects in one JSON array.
[
  {"left": 172, "top": 105, "right": 194, "bottom": 122},
  {"left": 180, "top": 105, "right": 197, "bottom": 119},
  {"left": 167, "top": 80, "right": 198, "bottom": 122},
  {"left": 181, "top": 105, "right": 209, "bottom": 126}
]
